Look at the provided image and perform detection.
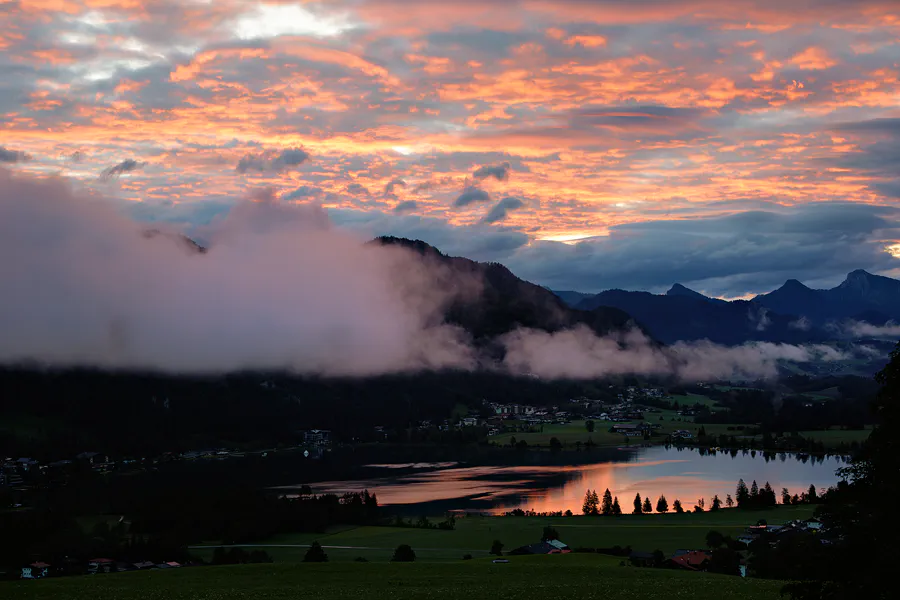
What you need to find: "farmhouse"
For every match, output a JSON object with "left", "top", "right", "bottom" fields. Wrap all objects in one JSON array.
[
  {"left": 664, "top": 550, "right": 711, "bottom": 571},
  {"left": 508, "top": 539, "right": 570, "bottom": 555}
]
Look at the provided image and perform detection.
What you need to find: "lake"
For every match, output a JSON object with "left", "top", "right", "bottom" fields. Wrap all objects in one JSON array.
[{"left": 284, "top": 446, "right": 846, "bottom": 515}]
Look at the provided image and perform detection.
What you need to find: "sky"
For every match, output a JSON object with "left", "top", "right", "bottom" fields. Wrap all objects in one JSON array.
[{"left": 2, "top": 0, "right": 900, "bottom": 298}]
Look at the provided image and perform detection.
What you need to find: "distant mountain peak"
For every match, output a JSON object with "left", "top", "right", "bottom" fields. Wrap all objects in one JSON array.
[
  {"left": 666, "top": 283, "right": 693, "bottom": 294},
  {"left": 780, "top": 278, "right": 811, "bottom": 290},
  {"left": 840, "top": 269, "right": 874, "bottom": 287},
  {"left": 666, "top": 283, "right": 725, "bottom": 304}
]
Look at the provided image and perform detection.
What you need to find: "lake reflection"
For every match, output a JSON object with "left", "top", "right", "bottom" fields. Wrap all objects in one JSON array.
[{"left": 284, "top": 447, "right": 845, "bottom": 514}]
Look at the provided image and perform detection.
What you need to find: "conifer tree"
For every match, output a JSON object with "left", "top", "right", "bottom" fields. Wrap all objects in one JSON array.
[
  {"left": 736, "top": 479, "right": 750, "bottom": 508},
  {"left": 633, "top": 493, "right": 643, "bottom": 515},
  {"left": 601, "top": 489, "right": 613, "bottom": 515},
  {"left": 656, "top": 494, "right": 669, "bottom": 513},
  {"left": 612, "top": 497, "right": 622, "bottom": 515},
  {"left": 762, "top": 482, "right": 776, "bottom": 506},
  {"left": 673, "top": 499, "right": 684, "bottom": 513},
  {"left": 642, "top": 496, "right": 652, "bottom": 513}
]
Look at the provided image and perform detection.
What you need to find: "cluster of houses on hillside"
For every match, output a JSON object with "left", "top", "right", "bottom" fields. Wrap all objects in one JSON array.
[{"left": 19, "top": 558, "right": 187, "bottom": 580}]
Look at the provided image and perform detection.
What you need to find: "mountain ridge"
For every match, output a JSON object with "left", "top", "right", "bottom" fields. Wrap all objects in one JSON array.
[{"left": 555, "top": 269, "right": 899, "bottom": 344}]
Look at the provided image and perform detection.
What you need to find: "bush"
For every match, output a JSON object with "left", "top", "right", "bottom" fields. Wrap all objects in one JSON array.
[
  {"left": 303, "top": 541, "right": 328, "bottom": 563},
  {"left": 392, "top": 544, "right": 416, "bottom": 562},
  {"left": 462, "top": 554, "right": 473, "bottom": 560},
  {"left": 354, "top": 556, "right": 368, "bottom": 562}
]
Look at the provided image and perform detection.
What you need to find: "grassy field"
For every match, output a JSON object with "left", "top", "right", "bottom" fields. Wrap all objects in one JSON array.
[
  {"left": 671, "top": 393, "right": 718, "bottom": 408},
  {"left": 795, "top": 428, "right": 871, "bottom": 445},
  {"left": 493, "top": 421, "right": 630, "bottom": 447},
  {"left": 189, "top": 506, "right": 816, "bottom": 563},
  {"left": 0, "top": 554, "right": 786, "bottom": 600}
]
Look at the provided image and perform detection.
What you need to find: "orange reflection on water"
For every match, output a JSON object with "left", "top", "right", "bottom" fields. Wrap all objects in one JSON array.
[{"left": 285, "top": 448, "right": 844, "bottom": 515}]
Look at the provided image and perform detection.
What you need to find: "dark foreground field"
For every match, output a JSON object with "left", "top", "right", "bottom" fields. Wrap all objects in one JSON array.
[{"left": 1, "top": 555, "right": 783, "bottom": 600}]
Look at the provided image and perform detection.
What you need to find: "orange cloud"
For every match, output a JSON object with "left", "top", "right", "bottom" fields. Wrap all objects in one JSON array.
[
  {"left": 791, "top": 47, "right": 838, "bottom": 70},
  {"left": 563, "top": 35, "right": 607, "bottom": 48}
]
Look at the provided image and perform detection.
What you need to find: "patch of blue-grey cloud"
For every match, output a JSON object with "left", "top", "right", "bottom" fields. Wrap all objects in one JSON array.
[
  {"left": 236, "top": 148, "right": 310, "bottom": 174},
  {"left": 393, "top": 200, "right": 419, "bottom": 213},
  {"left": 483, "top": 196, "right": 525, "bottom": 223},
  {"left": 454, "top": 186, "right": 491, "bottom": 207},
  {"left": 284, "top": 185, "right": 324, "bottom": 200},
  {"left": 503, "top": 203, "right": 900, "bottom": 296},
  {"left": 0, "top": 147, "right": 31, "bottom": 163},
  {"left": 100, "top": 159, "right": 145, "bottom": 181},
  {"left": 473, "top": 161, "right": 511, "bottom": 182}
]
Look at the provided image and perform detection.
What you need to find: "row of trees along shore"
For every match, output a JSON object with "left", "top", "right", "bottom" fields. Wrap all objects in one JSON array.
[{"left": 582, "top": 480, "right": 822, "bottom": 516}]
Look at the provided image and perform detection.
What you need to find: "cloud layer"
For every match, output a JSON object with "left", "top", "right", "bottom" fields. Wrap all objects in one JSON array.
[
  {"left": 1, "top": 168, "right": 883, "bottom": 381},
  {"left": 2, "top": 1, "right": 900, "bottom": 294}
]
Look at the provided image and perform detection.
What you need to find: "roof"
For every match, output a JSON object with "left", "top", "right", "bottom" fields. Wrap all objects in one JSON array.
[
  {"left": 30, "top": 562, "right": 51, "bottom": 568},
  {"left": 547, "top": 539, "right": 569, "bottom": 550},
  {"left": 667, "top": 551, "right": 710, "bottom": 570},
  {"left": 89, "top": 558, "right": 115, "bottom": 563},
  {"left": 511, "top": 542, "right": 560, "bottom": 555}
]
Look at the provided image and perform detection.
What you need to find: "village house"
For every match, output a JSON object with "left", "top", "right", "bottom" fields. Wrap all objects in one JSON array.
[
  {"left": 88, "top": 558, "right": 116, "bottom": 574},
  {"left": 20, "top": 562, "right": 50, "bottom": 579},
  {"left": 303, "top": 429, "right": 331, "bottom": 447},
  {"left": 508, "top": 539, "right": 570, "bottom": 555},
  {"left": 664, "top": 550, "right": 711, "bottom": 571}
]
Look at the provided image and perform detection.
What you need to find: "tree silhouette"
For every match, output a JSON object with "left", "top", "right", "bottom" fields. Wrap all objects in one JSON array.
[
  {"left": 783, "top": 343, "right": 899, "bottom": 599},
  {"left": 806, "top": 484, "right": 818, "bottom": 504},
  {"left": 642, "top": 496, "right": 652, "bottom": 513},
  {"left": 582, "top": 489, "right": 599, "bottom": 515},
  {"left": 549, "top": 437, "right": 562, "bottom": 451},
  {"left": 585, "top": 420, "right": 595, "bottom": 432},
  {"left": 762, "top": 482, "right": 777, "bottom": 507},
  {"left": 601, "top": 489, "right": 613, "bottom": 515},
  {"left": 656, "top": 494, "right": 669, "bottom": 513},
  {"left": 673, "top": 499, "right": 684, "bottom": 514},
  {"left": 633, "top": 493, "right": 643, "bottom": 515},
  {"left": 710, "top": 495, "right": 722, "bottom": 511},
  {"left": 541, "top": 526, "right": 560, "bottom": 541},
  {"left": 490, "top": 540, "right": 504, "bottom": 556},
  {"left": 736, "top": 479, "right": 750, "bottom": 508},
  {"left": 725, "top": 494, "right": 734, "bottom": 508},
  {"left": 303, "top": 541, "right": 328, "bottom": 563},
  {"left": 781, "top": 488, "right": 792, "bottom": 505},
  {"left": 612, "top": 497, "right": 622, "bottom": 515}
]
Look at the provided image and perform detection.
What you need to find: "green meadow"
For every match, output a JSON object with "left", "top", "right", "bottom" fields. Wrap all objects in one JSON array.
[
  {"left": 0, "top": 555, "right": 785, "bottom": 600},
  {"left": 187, "top": 506, "right": 816, "bottom": 563}
]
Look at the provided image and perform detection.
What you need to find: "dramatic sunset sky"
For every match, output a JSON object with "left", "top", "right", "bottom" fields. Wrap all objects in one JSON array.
[{"left": 2, "top": 0, "right": 900, "bottom": 297}]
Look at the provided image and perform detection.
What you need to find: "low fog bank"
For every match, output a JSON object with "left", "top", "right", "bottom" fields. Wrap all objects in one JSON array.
[
  {"left": 501, "top": 325, "right": 870, "bottom": 381},
  {"left": 0, "top": 168, "right": 888, "bottom": 382},
  {"left": 0, "top": 169, "right": 476, "bottom": 375}
]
